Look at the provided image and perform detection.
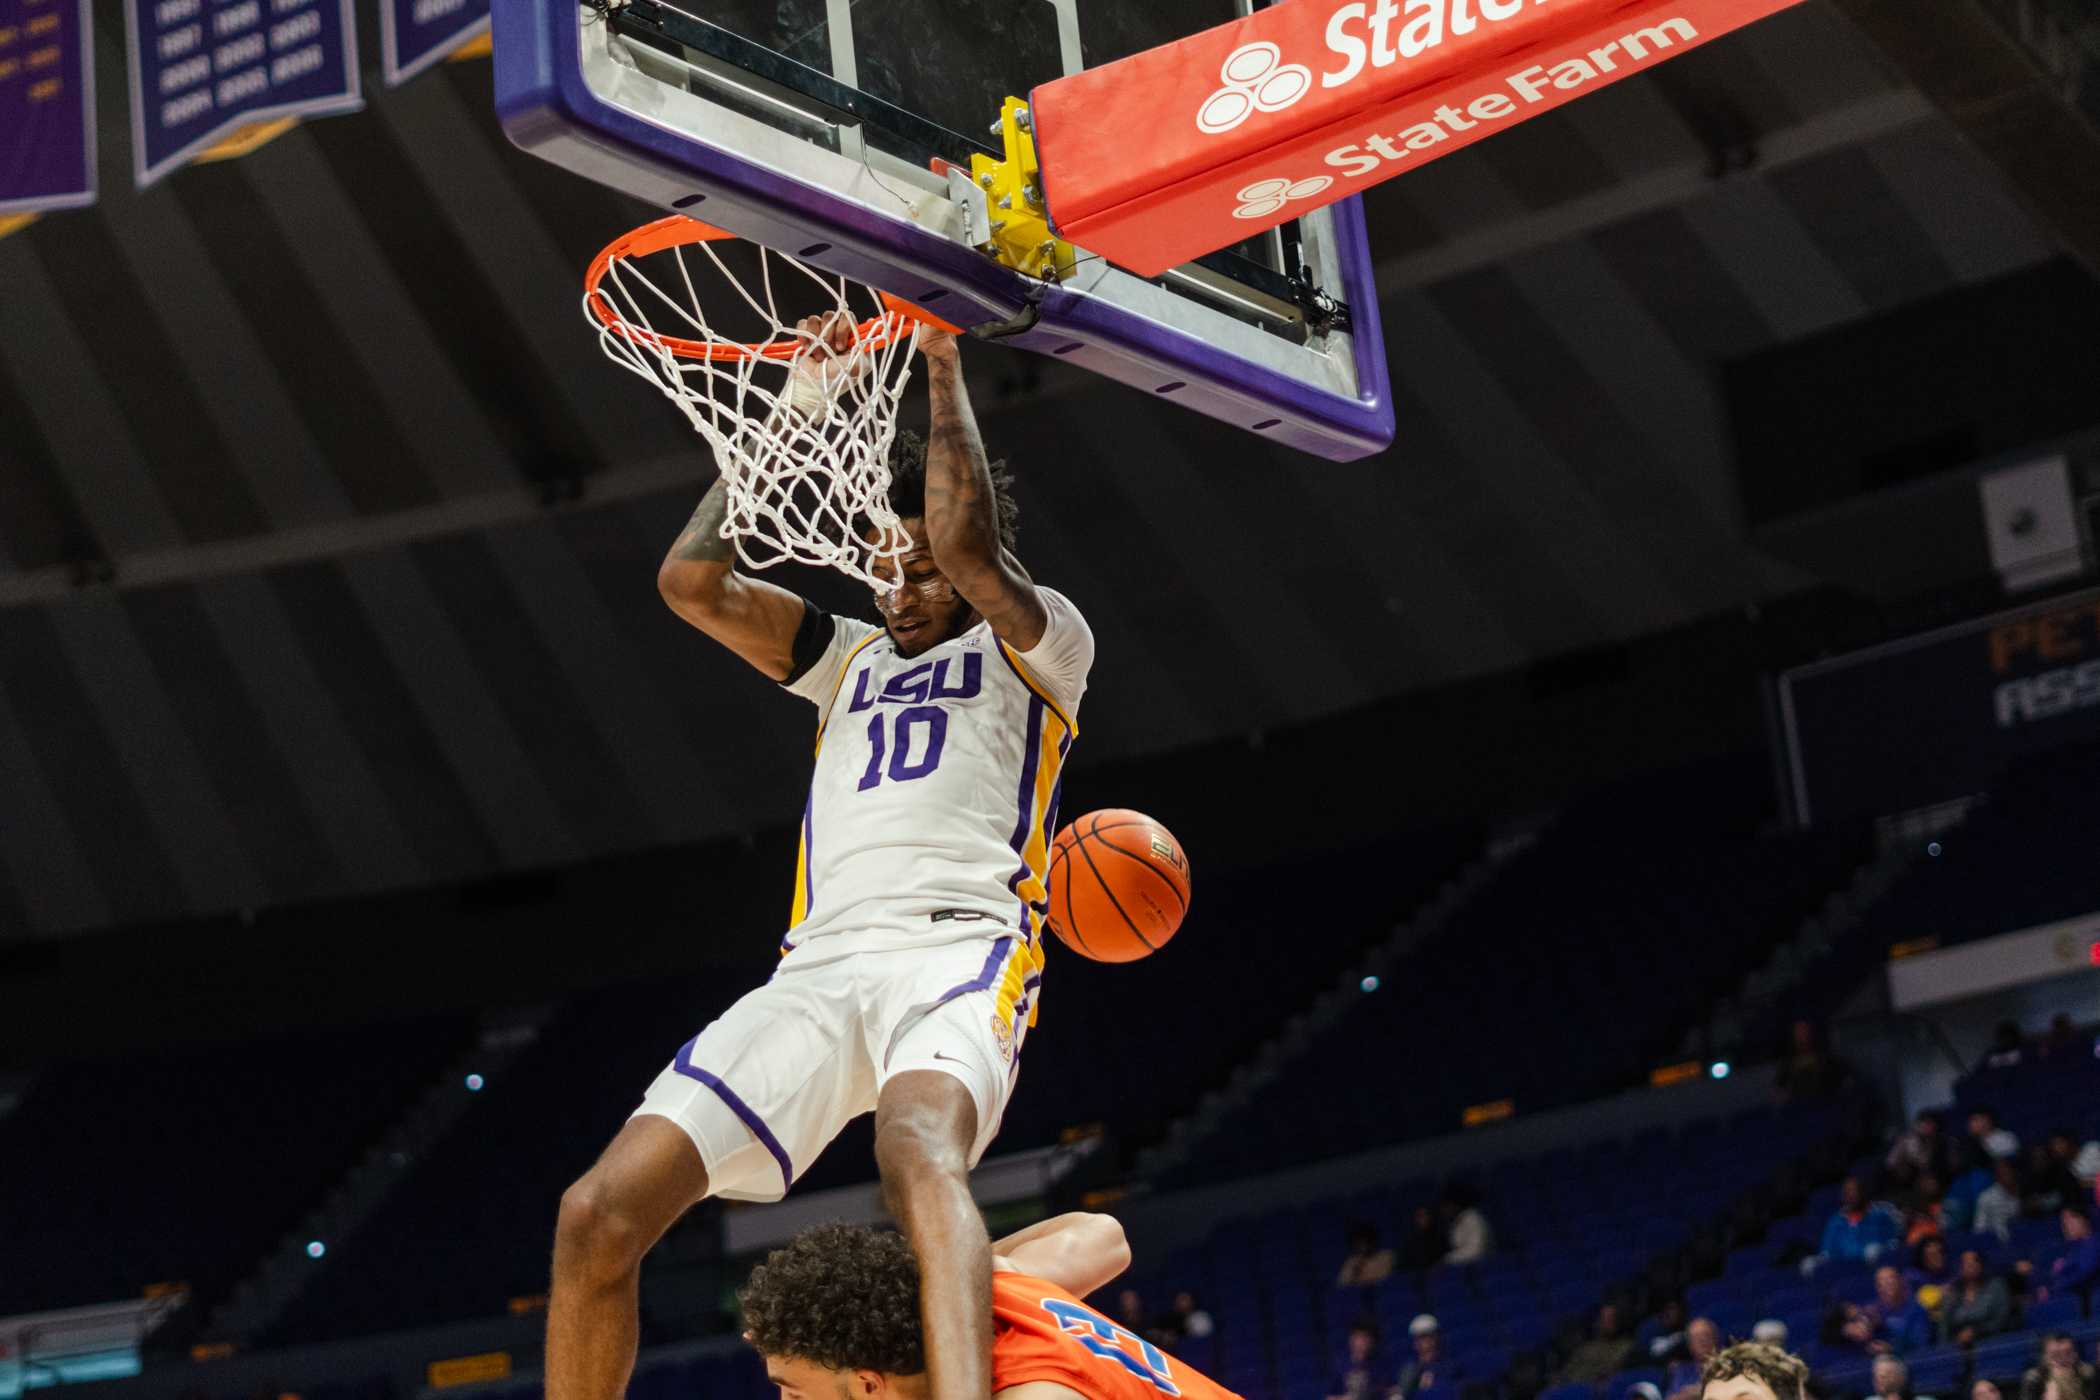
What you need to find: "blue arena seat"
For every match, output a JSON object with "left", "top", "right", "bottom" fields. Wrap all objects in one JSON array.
[
  {"left": 1971, "top": 1334, "right": 2041, "bottom": 1381},
  {"left": 1686, "top": 1279, "right": 1752, "bottom": 1313},
  {"left": 1817, "top": 1355, "right": 1875, "bottom": 1397},
  {"left": 1906, "top": 1347, "right": 1968, "bottom": 1396},
  {"left": 2025, "top": 1295, "right": 2085, "bottom": 1329}
]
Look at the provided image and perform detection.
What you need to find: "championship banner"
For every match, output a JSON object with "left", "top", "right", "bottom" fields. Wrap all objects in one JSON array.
[
  {"left": 1778, "top": 588, "right": 2100, "bottom": 826},
  {"left": 0, "top": 0, "right": 95, "bottom": 217},
  {"left": 1032, "top": 0, "right": 1806, "bottom": 276},
  {"left": 124, "top": 0, "right": 359, "bottom": 187},
  {"left": 381, "top": 0, "right": 487, "bottom": 86}
]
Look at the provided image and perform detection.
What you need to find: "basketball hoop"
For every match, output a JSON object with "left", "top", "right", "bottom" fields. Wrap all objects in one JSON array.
[{"left": 583, "top": 216, "right": 958, "bottom": 588}]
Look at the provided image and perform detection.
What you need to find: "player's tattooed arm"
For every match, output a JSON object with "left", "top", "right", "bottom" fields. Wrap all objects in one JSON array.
[
  {"left": 656, "top": 475, "right": 811, "bottom": 681},
  {"left": 918, "top": 332, "right": 1051, "bottom": 650},
  {"left": 668, "top": 479, "right": 737, "bottom": 564}
]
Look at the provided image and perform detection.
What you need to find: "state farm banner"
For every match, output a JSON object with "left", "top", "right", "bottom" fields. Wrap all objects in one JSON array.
[
  {"left": 125, "top": 0, "right": 359, "bottom": 186},
  {"left": 1778, "top": 589, "right": 2100, "bottom": 826},
  {"left": 1032, "top": 0, "right": 1805, "bottom": 276},
  {"left": 0, "top": 0, "right": 95, "bottom": 216},
  {"left": 381, "top": 0, "right": 486, "bottom": 85}
]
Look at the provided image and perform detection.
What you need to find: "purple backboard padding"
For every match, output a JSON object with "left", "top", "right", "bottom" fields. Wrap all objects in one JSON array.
[{"left": 491, "top": 0, "right": 1394, "bottom": 461}]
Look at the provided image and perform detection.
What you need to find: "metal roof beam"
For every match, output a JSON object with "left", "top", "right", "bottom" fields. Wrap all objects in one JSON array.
[
  {"left": 1374, "top": 86, "right": 1936, "bottom": 295},
  {"left": 1824, "top": 0, "right": 2100, "bottom": 276}
]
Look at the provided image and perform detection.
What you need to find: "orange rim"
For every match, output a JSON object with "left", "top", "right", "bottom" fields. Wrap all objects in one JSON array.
[{"left": 583, "top": 215, "right": 963, "bottom": 363}]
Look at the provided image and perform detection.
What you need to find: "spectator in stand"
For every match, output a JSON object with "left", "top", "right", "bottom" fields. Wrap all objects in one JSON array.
[
  {"left": 1159, "top": 1292, "right": 1226, "bottom": 1368},
  {"left": 2038, "top": 1015, "right": 2082, "bottom": 1062},
  {"left": 2023, "top": 1207, "right": 2100, "bottom": 1304},
  {"left": 1820, "top": 1176, "right": 1902, "bottom": 1267},
  {"left": 1908, "top": 1235, "right": 1955, "bottom": 1304},
  {"left": 1944, "top": 1168, "right": 1992, "bottom": 1236},
  {"left": 1337, "top": 1223, "right": 1397, "bottom": 1288},
  {"left": 1441, "top": 1186, "right": 1494, "bottom": 1265},
  {"left": 1975, "top": 1159, "right": 2024, "bottom": 1243},
  {"left": 1975, "top": 1383, "right": 2004, "bottom": 1400},
  {"left": 1647, "top": 1300, "right": 1691, "bottom": 1364},
  {"left": 1942, "top": 1248, "right": 2012, "bottom": 1346},
  {"left": 1841, "top": 1266, "right": 1933, "bottom": 1355},
  {"left": 1116, "top": 1288, "right": 1149, "bottom": 1338},
  {"left": 1395, "top": 1314, "right": 1448, "bottom": 1399},
  {"left": 2074, "top": 1136, "right": 2100, "bottom": 1190},
  {"left": 1561, "top": 1303, "right": 1636, "bottom": 1384},
  {"left": 1400, "top": 1205, "right": 1444, "bottom": 1273},
  {"left": 2019, "top": 1333, "right": 2095, "bottom": 1400},
  {"left": 1967, "top": 1109, "right": 2021, "bottom": 1166},
  {"left": 1149, "top": 1290, "right": 1213, "bottom": 1355},
  {"left": 1664, "top": 1318, "right": 1721, "bottom": 1398},
  {"left": 1752, "top": 1321, "right": 1789, "bottom": 1349},
  {"left": 1875, "top": 1355, "right": 1933, "bottom": 1400},
  {"left": 1889, "top": 1113, "right": 1954, "bottom": 1191},
  {"left": 1328, "top": 1323, "right": 1385, "bottom": 1400},
  {"left": 1981, "top": 1021, "right": 2028, "bottom": 1072},
  {"left": 2029, "top": 1136, "right": 2087, "bottom": 1216},
  {"left": 1777, "top": 1020, "right": 1846, "bottom": 1102},
  {"left": 1904, "top": 1173, "right": 1949, "bottom": 1247},
  {"left": 1170, "top": 1291, "right": 1213, "bottom": 1343}
]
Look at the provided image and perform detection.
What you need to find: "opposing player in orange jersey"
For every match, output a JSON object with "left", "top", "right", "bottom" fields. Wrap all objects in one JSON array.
[{"left": 741, "top": 1213, "right": 1241, "bottom": 1400}]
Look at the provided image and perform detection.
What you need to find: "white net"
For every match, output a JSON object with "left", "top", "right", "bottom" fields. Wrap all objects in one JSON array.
[{"left": 584, "top": 219, "right": 926, "bottom": 588}]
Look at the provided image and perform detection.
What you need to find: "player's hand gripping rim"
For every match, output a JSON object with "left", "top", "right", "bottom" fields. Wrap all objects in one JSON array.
[{"left": 915, "top": 320, "right": 960, "bottom": 366}]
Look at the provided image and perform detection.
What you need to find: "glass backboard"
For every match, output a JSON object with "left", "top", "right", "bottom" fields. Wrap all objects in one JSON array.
[{"left": 491, "top": 0, "right": 1394, "bottom": 460}]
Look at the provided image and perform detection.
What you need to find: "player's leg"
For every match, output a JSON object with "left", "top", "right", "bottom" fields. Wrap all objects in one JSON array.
[
  {"left": 875, "top": 1069, "right": 992, "bottom": 1400},
  {"left": 550, "top": 963, "right": 865, "bottom": 1400},
  {"left": 868, "top": 936, "right": 1037, "bottom": 1400},
  {"left": 547, "top": 1116, "right": 709, "bottom": 1400}
]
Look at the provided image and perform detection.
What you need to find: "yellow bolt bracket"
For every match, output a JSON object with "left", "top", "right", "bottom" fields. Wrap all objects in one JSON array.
[{"left": 969, "top": 96, "right": 1076, "bottom": 282}]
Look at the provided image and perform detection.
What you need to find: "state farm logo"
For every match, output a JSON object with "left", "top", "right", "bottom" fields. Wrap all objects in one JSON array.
[
  {"left": 1233, "top": 174, "right": 1331, "bottom": 219},
  {"left": 1196, "top": 42, "right": 1313, "bottom": 134}
]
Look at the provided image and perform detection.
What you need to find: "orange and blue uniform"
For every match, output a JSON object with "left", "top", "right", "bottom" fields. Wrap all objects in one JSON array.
[{"left": 993, "top": 1272, "right": 1243, "bottom": 1400}]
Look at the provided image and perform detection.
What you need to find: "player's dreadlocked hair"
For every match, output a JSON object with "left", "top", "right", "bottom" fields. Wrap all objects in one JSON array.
[
  {"left": 739, "top": 1223, "right": 926, "bottom": 1375},
  {"left": 886, "top": 430, "right": 1021, "bottom": 551}
]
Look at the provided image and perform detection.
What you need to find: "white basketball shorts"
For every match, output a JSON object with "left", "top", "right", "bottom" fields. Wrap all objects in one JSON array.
[{"left": 631, "top": 933, "right": 1037, "bottom": 1201}]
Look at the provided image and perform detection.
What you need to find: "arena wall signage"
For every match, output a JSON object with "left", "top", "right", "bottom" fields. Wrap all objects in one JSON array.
[
  {"left": 0, "top": 0, "right": 95, "bottom": 218},
  {"left": 124, "top": 0, "right": 358, "bottom": 186},
  {"left": 1033, "top": 0, "right": 1806, "bottom": 276},
  {"left": 381, "top": 0, "right": 488, "bottom": 86},
  {"left": 1777, "top": 587, "right": 2100, "bottom": 825}
]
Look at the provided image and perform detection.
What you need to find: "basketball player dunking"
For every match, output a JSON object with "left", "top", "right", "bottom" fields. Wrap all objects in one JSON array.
[
  {"left": 741, "top": 1213, "right": 1245, "bottom": 1400},
  {"left": 545, "top": 322, "right": 1094, "bottom": 1400}
]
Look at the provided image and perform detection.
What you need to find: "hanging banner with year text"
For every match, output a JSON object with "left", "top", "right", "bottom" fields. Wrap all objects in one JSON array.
[
  {"left": 124, "top": 0, "right": 359, "bottom": 186},
  {"left": 0, "top": 0, "right": 96, "bottom": 216},
  {"left": 381, "top": 0, "right": 487, "bottom": 86}
]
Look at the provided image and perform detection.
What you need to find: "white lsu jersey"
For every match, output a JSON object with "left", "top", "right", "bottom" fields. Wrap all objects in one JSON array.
[{"left": 779, "top": 588, "right": 1094, "bottom": 971}]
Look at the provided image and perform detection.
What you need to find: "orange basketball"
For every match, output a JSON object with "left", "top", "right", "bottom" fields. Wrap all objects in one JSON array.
[{"left": 1046, "top": 810, "right": 1191, "bottom": 963}]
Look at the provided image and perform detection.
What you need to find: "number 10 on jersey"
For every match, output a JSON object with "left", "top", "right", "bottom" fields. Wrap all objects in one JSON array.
[{"left": 858, "top": 708, "right": 949, "bottom": 790}]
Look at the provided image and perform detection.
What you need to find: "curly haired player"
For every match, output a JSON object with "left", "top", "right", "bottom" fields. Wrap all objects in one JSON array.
[
  {"left": 1699, "top": 1341, "right": 1811, "bottom": 1400},
  {"left": 547, "top": 325, "right": 1093, "bottom": 1400},
  {"left": 741, "top": 1214, "right": 1243, "bottom": 1400}
]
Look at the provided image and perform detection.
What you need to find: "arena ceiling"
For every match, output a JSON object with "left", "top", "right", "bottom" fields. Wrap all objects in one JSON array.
[{"left": 0, "top": 0, "right": 2071, "bottom": 938}]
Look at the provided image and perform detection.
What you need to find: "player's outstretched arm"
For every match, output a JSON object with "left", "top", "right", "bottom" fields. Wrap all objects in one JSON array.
[
  {"left": 656, "top": 476, "right": 810, "bottom": 681},
  {"left": 992, "top": 1212, "right": 1132, "bottom": 1299},
  {"left": 919, "top": 332, "right": 1051, "bottom": 651}
]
